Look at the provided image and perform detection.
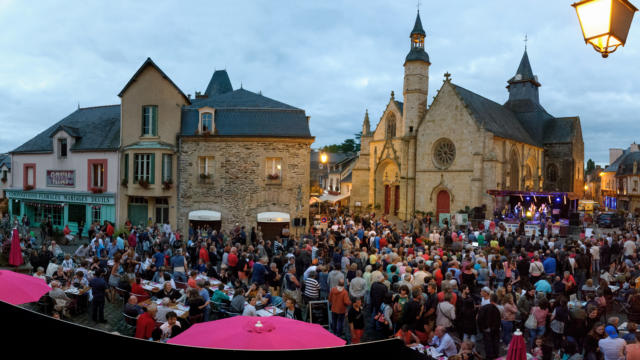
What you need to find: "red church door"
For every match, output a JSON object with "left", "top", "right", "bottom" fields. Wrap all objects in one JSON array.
[
  {"left": 436, "top": 190, "right": 450, "bottom": 217},
  {"left": 394, "top": 185, "right": 400, "bottom": 216},
  {"left": 384, "top": 185, "right": 391, "bottom": 214}
]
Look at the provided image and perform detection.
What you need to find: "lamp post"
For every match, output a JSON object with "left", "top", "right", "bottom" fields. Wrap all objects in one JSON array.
[
  {"left": 320, "top": 152, "right": 328, "bottom": 215},
  {"left": 572, "top": 0, "right": 638, "bottom": 57}
]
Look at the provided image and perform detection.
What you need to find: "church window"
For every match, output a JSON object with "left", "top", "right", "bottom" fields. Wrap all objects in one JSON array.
[
  {"left": 386, "top": 114, "right": 396, "bottom": 138},
  {"left": 433, "top": 138, "right": 456, "bottom": 170},
  {"left": 547, "top": 164, "right": 558, "bottom": 183}
]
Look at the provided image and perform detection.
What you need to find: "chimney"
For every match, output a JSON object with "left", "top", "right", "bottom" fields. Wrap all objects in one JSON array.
[{"left": 610, "top": 148, "right": 624, "bottom": 164}]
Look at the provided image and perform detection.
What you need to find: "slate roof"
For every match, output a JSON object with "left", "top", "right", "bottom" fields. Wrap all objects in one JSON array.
[
  {"left": 603, "top": 149, "right": 629, "bottom": 173},
  {"left": 0, "top": 154, "right": 10, "bottom": 170},
  {"left": 508, "top": 50, "right": 538, "bottom": 85},
  {"left": 542, "top": 117, "right": 578, "bottom": 144},
  {"left": 616, "top": 151, "right": 640, "bottom": 176},
  {"left": 12, "top": 105, "right": 121, "bottom": 154},
  {"left": 182, "top": 80, "right": 312, "bottom": 138},
  {"left": 411, "top": 12, "right": 426, "bottom": 36},
  {"left": 405, "top": 47, "right": 430, "bottom": 63},
  {"left": 205, "top": 70, "right": 233, "bottom": 97},
  {"left": 451, "top": 84, "right": 540, "bottom": 147}
]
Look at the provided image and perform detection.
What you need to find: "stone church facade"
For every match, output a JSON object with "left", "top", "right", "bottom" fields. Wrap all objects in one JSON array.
[{"left": 351, "top": 12, "right": 584, "bottom": 220}]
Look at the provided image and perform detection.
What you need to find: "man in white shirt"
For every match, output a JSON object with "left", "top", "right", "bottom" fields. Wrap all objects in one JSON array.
[
  {"left": 590, "top": 243, "right": 600, "bottom": 274},
  {"left": 624, "top": 238, "right": 636, "bottom": 258},
  {"left": 430, "top": 326, "right": 458, "bottom": 357}
]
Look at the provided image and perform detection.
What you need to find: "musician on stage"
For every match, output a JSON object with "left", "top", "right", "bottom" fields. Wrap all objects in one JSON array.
[{"left": 514, "top": 202, "right": 523, "bottom": 219}]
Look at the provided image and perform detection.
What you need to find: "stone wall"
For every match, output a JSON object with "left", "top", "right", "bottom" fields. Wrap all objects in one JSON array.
[{"left": 177, "top": 137, "right": 312, "bottom": 235}]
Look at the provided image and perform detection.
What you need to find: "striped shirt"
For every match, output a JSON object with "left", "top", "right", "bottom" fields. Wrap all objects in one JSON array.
[{"left": 304, "top": 278, "right": 320, "bottom": 300}]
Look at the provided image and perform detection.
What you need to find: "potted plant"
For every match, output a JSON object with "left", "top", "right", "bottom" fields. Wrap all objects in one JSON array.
[
  {"left": 162, "top": 180, "right": 173, "bottom": 190},
  {"left": 267, "top": 173, "right": 280, "bottom": 180},
  {"left": 90, "top": 187, "right": 104, "bottom": 194},
  {"left": 24, "top": 185, "right": 34, "bottom": 191},
  {"left": 138, "top": 179, "right": 150, "bottom": 189},
  {"left": 200, "top": 173, "right": 211, "bottom": 179}
]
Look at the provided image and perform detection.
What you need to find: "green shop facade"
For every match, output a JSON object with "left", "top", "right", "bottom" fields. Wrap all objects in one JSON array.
[{"left": 6, "top": 189, "right": 116, "bottom": 237}]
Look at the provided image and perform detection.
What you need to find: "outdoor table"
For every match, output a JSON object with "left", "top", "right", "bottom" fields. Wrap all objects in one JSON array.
[
  {"left": 140, "top": 299, "right": 189, "bottom": 319},
  {"left": 609, "top": 285, "right": 620, "bottom": 293},
  {"left": 141, "top": 280, "right": 163, "bottom": 292},
  {"left": 256, "top": 306, "right": 284, "bottom": 317},
  {"left": 196, "top": 274, "right": 221, "bottom": 286}
]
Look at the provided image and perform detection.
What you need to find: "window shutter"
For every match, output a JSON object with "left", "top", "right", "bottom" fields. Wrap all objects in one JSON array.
[
  {"left": 152, "top": 106, "right": 158, "bottom": 136},
  {"left": 124, "top": 154, "right": 129, "bottom": 182},
  {"left": 150, "top": 154, "right": 155, "bottom": 184}
]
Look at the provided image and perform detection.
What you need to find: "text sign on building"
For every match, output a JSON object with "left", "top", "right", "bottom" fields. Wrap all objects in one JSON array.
[{"left": 46, "top": 170, "right": 75, "bottom": 187}]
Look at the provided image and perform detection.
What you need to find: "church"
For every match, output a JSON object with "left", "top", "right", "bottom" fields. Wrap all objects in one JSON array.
[{"left": 350, "top": 12, "right": 584, "bottom": 221}]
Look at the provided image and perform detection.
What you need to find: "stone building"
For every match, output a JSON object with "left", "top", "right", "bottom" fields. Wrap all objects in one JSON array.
[
  {"left": 601, "top": 143, "right": 640, "bottom": 212},
  {"left": 351, "top": 12, "right": 584, "bottom": 221},
  {"left": 177, "top": 70, "right": 313, "bottom": 239}
]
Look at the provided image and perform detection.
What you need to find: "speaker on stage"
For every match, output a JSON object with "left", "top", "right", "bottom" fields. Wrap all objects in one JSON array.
[
  {"left": 569, "top": 212, "right": 580, "bottom": 226},
  {"left": 293, "top": 218, "right": 301, "bottom": 227}
]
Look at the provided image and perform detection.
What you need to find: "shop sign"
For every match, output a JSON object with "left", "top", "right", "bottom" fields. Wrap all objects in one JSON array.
[
  {"left": 47, "top": 170, "right": 75, "bottom": 187},
  {"left": 4, "top": 189, "right": 115, "bottom": 205}
]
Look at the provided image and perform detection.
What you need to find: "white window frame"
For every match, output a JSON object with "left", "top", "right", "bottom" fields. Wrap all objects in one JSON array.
[
  {"left": 162, "top": 154, "right": 172, "bottom": 182},
  {"left": 134, "top": 154, "right": 151, "bottom": 182},
  {"left": 201, "top": 112, "right": 213, "bottom": 132},
  {"left": 199, "top": 156, "right": 214, "bottom": 176},
  {"left": 142, "top": 106, "right": 157, "bottom": 136},
  {"left": 92, "top": 163, "right": 104, "bottom": 188}
]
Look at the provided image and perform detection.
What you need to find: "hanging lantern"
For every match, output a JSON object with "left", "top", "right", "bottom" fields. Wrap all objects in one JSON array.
[{"left": 572, "top": 0, "right": 638, "bottom": 57}]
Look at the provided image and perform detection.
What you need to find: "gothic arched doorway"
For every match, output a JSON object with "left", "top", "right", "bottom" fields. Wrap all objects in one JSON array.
[
  {"left": 375, "top": 159, "right": 400, "bottom": 216},
  {"left": 436, "top": 190, "right": 450, "bottom": 217}
]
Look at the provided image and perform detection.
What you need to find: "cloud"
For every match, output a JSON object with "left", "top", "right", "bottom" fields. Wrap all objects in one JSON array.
[{"left": 0, "top": 0, "right": 638, "bottom": 167}]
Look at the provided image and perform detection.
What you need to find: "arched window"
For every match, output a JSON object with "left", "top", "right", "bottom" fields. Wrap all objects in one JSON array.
[
  {"left": 386, "top": 114, "right": 396, "bottom": 138},
  {"left": 547, "top": 164, "right": 558, "bottom": 183}
]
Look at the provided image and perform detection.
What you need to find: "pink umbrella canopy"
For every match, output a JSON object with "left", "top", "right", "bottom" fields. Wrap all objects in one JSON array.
[
  {"left": 0, "top": 270, "right": 51, "bottom": 305},
  {"left": 168, "top": 316, "right": 346, "bottom": 350},
  {"left": 507, "top": 329, "right": 527, "bottom": 360},
  {"left": 9, "top": 228, "right": 23, "bottom": 266}
]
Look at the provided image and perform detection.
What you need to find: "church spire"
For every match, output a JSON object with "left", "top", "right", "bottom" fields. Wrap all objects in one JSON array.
[
  {"left": 506, "top": 49, "right": 541, "bottom": 104},
  {"left": 362, "top": 109, "right": 371, "bottom": 136},
  {"left": 405, "top": 10, "right": 430, "bottom": 64}
]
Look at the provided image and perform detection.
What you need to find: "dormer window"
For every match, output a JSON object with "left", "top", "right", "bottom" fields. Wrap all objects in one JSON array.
[
  {"left": 201, "top": 112, "right": 213, "bottom": 133},
  {"left": 58, "top": 138, "right": 67, "bottom": 158}
]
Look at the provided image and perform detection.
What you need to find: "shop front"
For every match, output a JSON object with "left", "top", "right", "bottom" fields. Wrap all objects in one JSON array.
[
  {"left": 5, "top": 189, "right": 116, "bottom": 236},
  {"left": 188, "top": 210, "right": 222, "bottom": 232}
]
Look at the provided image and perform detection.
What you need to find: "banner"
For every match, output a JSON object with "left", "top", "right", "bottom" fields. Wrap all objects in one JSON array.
[{"left": 46, "top": 170, "right": 75, "bottom": 187}]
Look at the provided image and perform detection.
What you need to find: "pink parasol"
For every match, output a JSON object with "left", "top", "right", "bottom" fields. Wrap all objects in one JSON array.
[
  {"left": 0, "top": 270, "right": 51, "bottom": 305},
  {"left": 506, "top": 329, "right": 527, "bottom": 360},
  {"left": 9, "top": 228, "right": 23, "bottom": 266},
  {"left": 167, "top": 316, "right": 346, "bottom": 350}
]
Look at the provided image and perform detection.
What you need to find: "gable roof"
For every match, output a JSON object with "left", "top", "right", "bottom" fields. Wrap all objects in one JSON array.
[
  {"left": 49, "top": 124, "right": 81, "bottom": 138},
  {"left": 12, "top": 105, "right": 121, "bottom": 154},
  {"left": 450, "top": 83, "right": 540, "bottom": 147},
  {"left": 118, "top": 57, "right": 190, "bottom": 103},
  {"left": 616, "top": 151, "right": 640, "bottom": 176}
]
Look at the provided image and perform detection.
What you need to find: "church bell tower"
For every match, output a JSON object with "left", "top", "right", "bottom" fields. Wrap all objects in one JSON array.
[{"left": 403, "top": 10, "right": 430, "bottom": 136}]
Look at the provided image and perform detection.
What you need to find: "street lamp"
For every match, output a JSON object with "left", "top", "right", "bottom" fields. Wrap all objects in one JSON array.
[
  {"left": 572, "top": 0, "right": 638, "bottom": 57},
  {"left": 320, "top": 152, "right": 329, "bottom": 192}
]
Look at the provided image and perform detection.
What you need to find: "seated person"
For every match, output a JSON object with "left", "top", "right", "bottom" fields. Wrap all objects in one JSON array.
[
  {"left": 160, "top": 311, "right": 185, "bottom": 341},
  {"left": 242, "top": 296, "right": 258, "bottom": 316},
  {"left": 395, "top": 324, "right": 420, "bottom": 346},
  {"left": 72, "top": 271, "right": 89, "bottom": 289},
  {"left": 187, "top": 270, "right": 199, "bottom": 288},
  {"left": 130, "top": 276, "right": 150, "bottom": 302},
  {"left": 51, "top": 266, "right": 69, "bottom": 284},
  {"left": 429, "top": 326, "right": 458, "bottom": 357},
  {"left": 152, "top": 267, "right": 173, "bottom": 284},
  {"left": 230, "top": 289, "right": 246, "bottom": 314},
  {"left": 283, "top": 298, "right": 302, "bottom": 320},
  {"left": 135, "top": 304, "right": 158, "bottom": 339},
  {"left": 33, "top": 267, "right": 47, "bottom": 281},
  {"left": 124, "top": 295, "right": 144, "bottom": 317},
  {"left": 155, "top": 297, "right": 174, "bottom": 322},
  {"left": 206, "top": 262, "right": 219, "bottom": 279},
  {"left": 48, "top": 280, "right": 74, "bottom": 317},
  {"left": 582, "top": 278, "right": 597, "bottom": 292},
  {"left": 153, "top": 281, "right": 182, "bottom": 302},
  {"left": 211, "top": 284, "right": 230, "bottom": 304}
]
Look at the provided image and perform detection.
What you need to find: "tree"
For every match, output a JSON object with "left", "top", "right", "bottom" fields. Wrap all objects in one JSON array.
[{"left": 586, "top": 158, "right": 595, "bottom": 175}]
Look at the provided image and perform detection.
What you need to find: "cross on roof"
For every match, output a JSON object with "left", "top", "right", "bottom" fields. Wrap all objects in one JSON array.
[
  {"left": 524, "top": 34, "right": 528, "bottom": 51},
  {"left": 444, "top": 72, "right": 451, "bottom": 82},
  {"left": 417, "top": 0, "right": 421, "bottom": 11}
]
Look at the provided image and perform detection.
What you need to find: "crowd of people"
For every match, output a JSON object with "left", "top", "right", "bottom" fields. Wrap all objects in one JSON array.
[{"left": 5, "top": 209, "right": 640, "bottom": 359}]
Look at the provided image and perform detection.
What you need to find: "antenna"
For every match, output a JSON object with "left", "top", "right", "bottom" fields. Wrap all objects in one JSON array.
[
  {"left": 524, "top": 34, "right": 528, "bottom": 51},
  {"left": 417, "top": 0, "right": 421, "bottom": 12}
]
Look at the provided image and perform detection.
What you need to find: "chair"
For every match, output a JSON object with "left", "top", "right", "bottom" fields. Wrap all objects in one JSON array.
[
  {"left": 37, "top": 295, "right": 53, "bottom": 315},
  {"left": 115, "top": 287, "right": 129, "bottom": 307},
  {"left": 122, "top": 313, "right": 138, "bottom": 335}
]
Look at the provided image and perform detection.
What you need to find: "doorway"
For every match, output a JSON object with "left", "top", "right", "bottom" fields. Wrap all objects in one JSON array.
[
  {"left": 436, "top": 190, "right": 450, "bottom": 217},
  {"left": 384, "top": 185, "right": 391, "bottom": 214}
]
